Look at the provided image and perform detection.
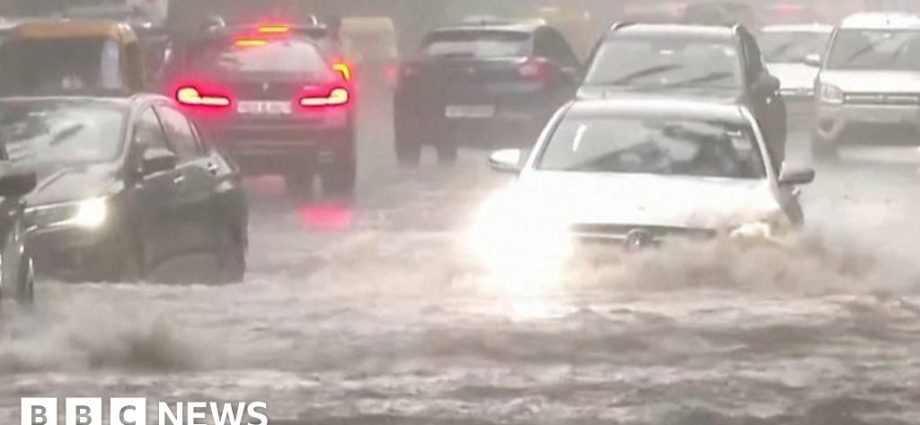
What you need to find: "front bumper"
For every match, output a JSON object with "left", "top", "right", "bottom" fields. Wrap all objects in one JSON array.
[
  {"left": 814, "top": 102, "right": 920, "bottom": 145},
  {"left": 28, "top": 224, "right": 116, "bottom": 279}
]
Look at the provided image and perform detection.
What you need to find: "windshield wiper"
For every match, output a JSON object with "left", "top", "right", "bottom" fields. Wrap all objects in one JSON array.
[
  {"left": 662, "top": 71, "right": 734, "bottom": 88},
  {"left": 591, "top": 64, "right": 683, "bottom": 86}
]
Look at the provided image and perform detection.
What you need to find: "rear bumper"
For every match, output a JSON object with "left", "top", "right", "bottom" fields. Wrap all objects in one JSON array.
[
  {"left": 198, "top": 123, "right": 354, "bottom": 175},
  {"left": 395, "top": 89, "right": 561, "bottom": 147}
]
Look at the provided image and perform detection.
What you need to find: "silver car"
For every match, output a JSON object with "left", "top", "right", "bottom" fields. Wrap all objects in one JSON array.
[
  {"left": 813, "top": 13, "right": 920, "bottom": 158},
  {"left": 472, "top": 99, "right": 814, "bottom": 264}
]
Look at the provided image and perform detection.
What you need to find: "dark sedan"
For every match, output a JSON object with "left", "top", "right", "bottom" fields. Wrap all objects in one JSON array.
[
  {"left": 0, "top": 96, "right": 248, "bottom": 283},
  {"left": 395, "top": 20, "right": 582, "bottom": 165}
]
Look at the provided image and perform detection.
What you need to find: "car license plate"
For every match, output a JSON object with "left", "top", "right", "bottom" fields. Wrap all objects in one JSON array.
[
  {"left": 445, "top": 105, "right": 495, "bottom": 119},
  {"left": 237, "top": 101, "right": 292, "bottom": 115}
]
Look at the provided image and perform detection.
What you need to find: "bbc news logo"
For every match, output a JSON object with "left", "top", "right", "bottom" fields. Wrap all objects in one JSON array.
[{"left": 21, "top": 398, "right": 269, "bottom": 425}]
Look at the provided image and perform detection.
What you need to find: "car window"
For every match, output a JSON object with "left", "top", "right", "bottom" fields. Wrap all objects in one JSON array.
[
  {"left": 538, "top": 115, "right": 766, "bottom": 179},
  {"left": 585, "top": 36, "right": 742, "bottom": 89},
  {"left": 133, "top": 106, "right": 170, "bottom": 152},
  {"left": 0, "top": 100, "right": 125, "bottom": 165},
  {"left": 0, "top": 38, "right": 124, "bottom": 95},
  {"left": 156, "top": 106, "right": 200, "bottom": 161},
  {"left": 759, "top": 31, "right": 831, "bottom": 63},
  {"left": 187, "top": 37, "right": 332, "bottom": 78},
  {"left": 825, "top": 29, "right": 920, "bottom": 71},
  {"left": 423, "top": 30, "right": 531, "bottom": 58}
]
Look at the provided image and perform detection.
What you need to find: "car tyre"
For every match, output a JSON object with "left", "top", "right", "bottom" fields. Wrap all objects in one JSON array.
[
  {"left": 5, "top": 254, "right": 34, "bottom": 306},
  {"left": 215, "top": 225, "right": 246, "bottom": 284},
  {"left": 436, "top": 142, "right": 458, "bottom": 165}
]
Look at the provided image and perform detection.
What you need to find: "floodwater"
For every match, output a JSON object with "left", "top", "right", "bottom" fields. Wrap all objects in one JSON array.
[{"left": 3, "top": 89, "right": 920, "bottom": 425}]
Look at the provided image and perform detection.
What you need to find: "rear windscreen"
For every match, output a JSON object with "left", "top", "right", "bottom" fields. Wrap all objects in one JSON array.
[
  {"left": 423, "top": 30, "right": 531, "bottom": 58},
  {"left": 0, "top": 38, "right": 123, "bottom": 95},
  {"left": 186, "top": 37, "right": 331, "bottom": 78}
]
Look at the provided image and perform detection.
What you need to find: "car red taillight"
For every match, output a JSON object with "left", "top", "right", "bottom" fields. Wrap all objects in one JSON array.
[
  {"left": 176, "top": 86, "right": 232, "bottom": 107},
  {"left": 519, "top": 59, "right": 548, "bottom": 80},
  {"left": 300, "top": 87, "right": 350, "bottom": 107}
]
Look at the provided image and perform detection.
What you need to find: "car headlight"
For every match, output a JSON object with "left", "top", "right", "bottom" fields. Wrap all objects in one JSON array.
[
  {"left": 819, "top": 83, "right": 844, "bottom": 105},
  {"left": 28, "top": 198, "right": 109, "bottom": 229}
]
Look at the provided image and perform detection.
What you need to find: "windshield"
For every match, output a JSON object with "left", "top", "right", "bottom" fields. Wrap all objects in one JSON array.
[
  {"left": 423, "top": 30, "right": 531, "bottom": 58},
  {"left": 539, "top": 115, "right": 765, "bottom": 178},
  {"left": 585, "top": 37, "right": 742, "bottom": 90},
  {"left": 0, "top": 101, "right": 125, "bottom": 164},
  {"left": 760, "top": 30, "right": 831, "bottom": 63},
  {"left": 826, "top": 29, "right": 920, "bottom": 70},
  {"left": 0, "top": 38, "right": 124, "bottom": 95}
]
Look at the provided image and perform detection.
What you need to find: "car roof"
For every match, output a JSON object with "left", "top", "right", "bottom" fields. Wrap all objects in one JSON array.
[
  {"left": 565, "top": 99, "right": 747, "bottom": 124},
  {"left": 610, "top": 24, "right": 737, "bottom": 40},
  {"left": 0, "top": 94, "right": 168, "bottom": 109},
  {"left": 840, "top": 13, "right": 920, "bottom": 30},
  {"left": 761, "top": 24, "right": 834, "bottom": 34}
]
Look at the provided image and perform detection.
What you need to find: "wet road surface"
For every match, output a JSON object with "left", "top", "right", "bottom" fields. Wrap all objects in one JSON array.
[{"left": 3, "top": 91, "right": 920, "bottom": 425}]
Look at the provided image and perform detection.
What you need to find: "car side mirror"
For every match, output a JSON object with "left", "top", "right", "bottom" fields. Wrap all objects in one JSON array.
[
  {"left": 142, "top": 148, "right": 178, "bottom": 175},
  {"left": 803, "top": 53, "right": 822, "bottom": 67},
  {"left": 488, "top": 149, "right": 525, "bottom": 173},
  {"left": 0, "top": 169, "right": 37, "bottom": 197},
  {"left": 779, "top": 164, "right": 815, "bottom": 186},
  {"left": 756, "top": 74, "right": 781, "bottom": 95}
]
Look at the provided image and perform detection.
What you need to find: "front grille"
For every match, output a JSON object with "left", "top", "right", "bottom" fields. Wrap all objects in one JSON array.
[
  {"left": 569, "top": 224, "right": 717, "bottom": 240},
  {"left": 845, "top": 93, "right": 920, "bottom": 106}
]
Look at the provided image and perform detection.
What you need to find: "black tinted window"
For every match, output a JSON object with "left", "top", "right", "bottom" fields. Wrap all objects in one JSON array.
[
  {"left": 187, "top": 37, "right": 331, "bottom": 77},
  {"left": 133, "top": 107, "right": 169, "bottom": 152},
  {"left": 0, "top": 100, "right": 125, "bottom": 164},
  {"left": 539, "top": 115, "right": 765, "bottom": 179},
  {"left": 156, "top": 106, "right": 200, "bottom": 160},
  {"left": 423, "top": 30, "right": 531, "bottom": 58}
]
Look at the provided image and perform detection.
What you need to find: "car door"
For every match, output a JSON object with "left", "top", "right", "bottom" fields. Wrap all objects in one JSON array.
[
  {"left": 129, "top": 105, "right": 186, "bottom": 268},
  {"left": 741, "top": 30, "right": 786, "bottom": 171},
  {"left": 154, "top": 104, "right": 221, "bottom": 257}
]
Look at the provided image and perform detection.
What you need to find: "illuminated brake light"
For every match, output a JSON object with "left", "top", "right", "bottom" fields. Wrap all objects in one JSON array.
[
  {"left": 333, "top": 63, "right": 352, "bottom": 81},
  {"left": 300, "top": 87, "right": 350, "bottom": 107},
  {"left": 176, "top": 87, "right": 231, "bottom": 107},
  {"left": 258, "top": 24, "right": 290, "bottom": 34},
  {"left": 235, "top": 38, "right": 268, "bottom": 48},
  {"left": 519, "top": 60, "right": 546, "bottom": 79}
]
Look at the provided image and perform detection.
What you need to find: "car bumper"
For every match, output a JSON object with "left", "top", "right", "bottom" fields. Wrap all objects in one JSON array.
[
  {"left": 28, "top": 224, "right": 115, "bottom": 279},
  {"left": 815, "top": 103, "right": 920, "bottom": 145}
]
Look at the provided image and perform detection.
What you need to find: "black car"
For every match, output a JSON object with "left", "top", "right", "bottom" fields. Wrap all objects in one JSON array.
[
  {"left": 0, "top": 96, "right": 248, "bottom": 283},
  {"left": 395, "top": 20, "right": 582, "bottom": 165},
  {"left": 161, "top": 23, "right": 356, "bottom": 197},
  {"left": 579, "top": 23, "right": 787, "bottom": 171},
  {"left": 0, "top": 165, "right": 37, "bottom": 305}
]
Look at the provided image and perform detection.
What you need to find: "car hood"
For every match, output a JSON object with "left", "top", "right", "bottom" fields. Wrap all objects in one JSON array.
[
  {"left": 577, "top": 85, "right": 742, "bottom": 104},
  {"left": 819, "top": 70, "right": 920, "bottom": 93},
  {"left": 767, "top": 63, "right": 818, "bottom": 90},
  {"left": 25, "top": 163, "right": 123, "bottom": 207},
  {"left": 510, "top": 172, "right": 781, "bottom": 230}
]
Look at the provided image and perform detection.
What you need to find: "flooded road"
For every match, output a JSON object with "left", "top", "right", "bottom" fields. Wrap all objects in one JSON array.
[{"left": 3, "top": 91, "right": 920, "bottom": 424}]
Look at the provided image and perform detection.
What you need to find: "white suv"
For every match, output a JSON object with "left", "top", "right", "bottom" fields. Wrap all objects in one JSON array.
[{"left": 813, "top": 13, "right": 920, "bottom": 158}]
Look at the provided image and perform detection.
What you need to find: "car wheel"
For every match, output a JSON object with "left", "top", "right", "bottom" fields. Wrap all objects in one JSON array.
[
  {"left": 436, "top": 142, "right": 458, "bottom": 165},
  {"left": 215, "top": 225, "right": 246, "bottom": 284},
  {"left": 14, "top": 255, "right": 34, "bottom": 306},
  {"left": 811, "top": 136, "right": 839, "bottom": 162},
  {"left": 395, "top": 136, "right": 421, "bottom": 166},
  {"left": 320, "top": 150, "right": 357, "bottom": 198}
]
